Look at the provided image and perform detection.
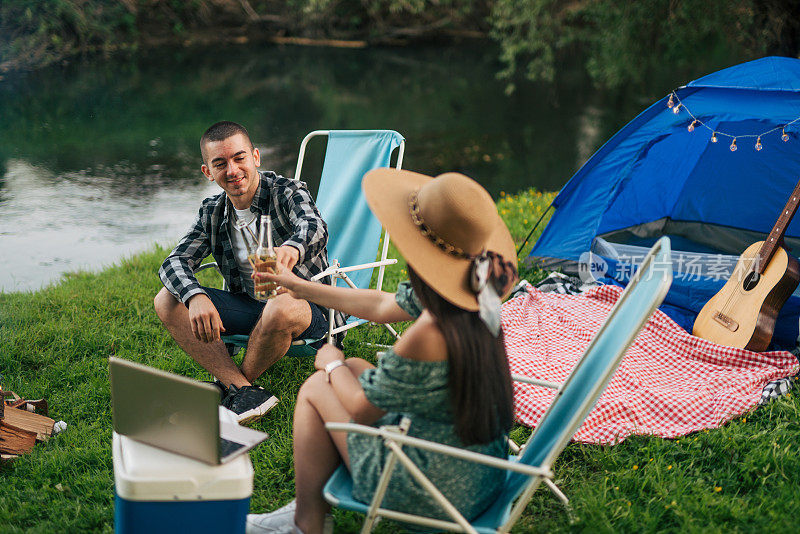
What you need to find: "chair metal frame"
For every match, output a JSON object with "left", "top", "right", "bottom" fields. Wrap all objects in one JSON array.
[{"left": 323, "top": 237, "right": 673, "bottom": 533}]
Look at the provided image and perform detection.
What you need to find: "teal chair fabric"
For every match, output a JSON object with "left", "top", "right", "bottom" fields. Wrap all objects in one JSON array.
[
  {"left": 220, "top": 130, "right": 404, "bottom": 355},
  {"left": 222, "top": 334, "right": 318, "bottom": 358},
  {"left": 323, "top": 237, "right": 673, "bottom": 532},
  {"left": 316, "top": 130, "right": 404, "bottom": 292}
]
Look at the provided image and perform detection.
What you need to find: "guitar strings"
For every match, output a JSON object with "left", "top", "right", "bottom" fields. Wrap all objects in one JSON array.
[
  {"left": 720, "top": 214, "right": 788, "bottom": 317},
  {"left": 718, "top": 248, "right": 761, "bottom": 318},
  {"left": 702, "top": 193, "right": 798, "bottom": 337}
]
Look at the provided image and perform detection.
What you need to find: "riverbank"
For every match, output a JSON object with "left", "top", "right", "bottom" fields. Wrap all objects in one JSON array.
[
  {"left": 0, "top": 0, "right": 489, "bottom": 73},
  {"left": 3, "top": 0, "right": 784, "bottom": 90},
  {"left": 3, "top": 189, "right": 800, "bottom": 532}
]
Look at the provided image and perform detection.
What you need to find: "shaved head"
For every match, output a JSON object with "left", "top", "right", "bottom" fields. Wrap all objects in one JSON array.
[{"left": 201, "top": 121, "right": 253, "bottom": 162}]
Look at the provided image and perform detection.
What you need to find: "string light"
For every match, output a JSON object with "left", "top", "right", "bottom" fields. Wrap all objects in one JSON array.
[{"left": 667, "top": 90, "right": 799, "bottom": 151}]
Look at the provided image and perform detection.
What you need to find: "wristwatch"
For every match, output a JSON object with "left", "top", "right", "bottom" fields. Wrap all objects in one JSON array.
[{"left": 325, "top": 360, "right": 346, "bottom": 382}]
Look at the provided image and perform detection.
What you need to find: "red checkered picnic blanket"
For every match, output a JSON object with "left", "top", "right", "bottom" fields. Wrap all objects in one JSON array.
[{"left": 502, "top": 285, "right": 799, "bottom": 444}]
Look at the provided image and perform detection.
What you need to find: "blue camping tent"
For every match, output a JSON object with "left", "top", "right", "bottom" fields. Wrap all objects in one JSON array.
[{"left": 529, "top": 56, "right": 800, "bottom": 350}]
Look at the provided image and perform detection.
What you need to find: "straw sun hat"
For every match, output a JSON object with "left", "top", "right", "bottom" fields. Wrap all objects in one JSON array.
[{"left": 363, "top": 169, "right": 517, "bottom": 311}]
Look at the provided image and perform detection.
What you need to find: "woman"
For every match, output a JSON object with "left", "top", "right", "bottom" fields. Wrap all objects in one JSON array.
[{"left": 246, "top": 170, "right": 518, "bottom": 534}]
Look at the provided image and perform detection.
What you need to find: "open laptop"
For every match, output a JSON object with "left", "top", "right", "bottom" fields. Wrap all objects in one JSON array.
[{"left": 109, "top": 357, "right": 268, "bottom": 465}]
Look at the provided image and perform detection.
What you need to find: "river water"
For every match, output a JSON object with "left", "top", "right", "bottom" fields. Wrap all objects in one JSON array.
[{"left": 0, "top": 42, "right": 731, "bottom": 292}]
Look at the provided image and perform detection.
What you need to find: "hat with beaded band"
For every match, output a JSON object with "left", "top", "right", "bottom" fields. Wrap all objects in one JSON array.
[{"left": 362, "top": 169, "right": 516, "bottom": 311}]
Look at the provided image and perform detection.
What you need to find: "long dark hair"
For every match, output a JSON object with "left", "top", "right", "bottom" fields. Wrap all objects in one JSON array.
[{"left": 408, "top": 268, "right": 514, "bottom": 445}]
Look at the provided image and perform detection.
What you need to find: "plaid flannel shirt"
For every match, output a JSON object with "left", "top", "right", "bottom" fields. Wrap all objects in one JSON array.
[{"left": 159, "top": 170, "right": 346, "bottom": 330}]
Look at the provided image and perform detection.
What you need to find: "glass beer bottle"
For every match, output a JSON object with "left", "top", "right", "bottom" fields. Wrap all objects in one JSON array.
[
  {"left": 252, "top": 215, "right": 278, "bottom": 300},
  {"left": 234, "top": 217, "right": 260, "bottom": 298},
  {"left": 234, "top": 217, "right": 257, "bottom": 258}
]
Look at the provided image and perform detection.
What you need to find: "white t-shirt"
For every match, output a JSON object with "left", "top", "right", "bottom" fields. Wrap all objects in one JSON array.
[{"left": 230, "top": 207, "right": 257, "bottom": 297}]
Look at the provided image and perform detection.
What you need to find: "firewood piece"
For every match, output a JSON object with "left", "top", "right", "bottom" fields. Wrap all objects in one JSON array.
[
  {"left": 8, "top": 399, "right": 48, "bottom": 416},
  {"left": 26, "top": 399, "right": 48, "bottom": 415},
  {"left": 0, "top": 420, "right": 37, "bottom": 455},
  {"left": 2, "top": 407, "right": 55, "bottom": 441}
]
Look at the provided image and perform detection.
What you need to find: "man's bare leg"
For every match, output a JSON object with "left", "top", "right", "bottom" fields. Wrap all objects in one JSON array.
[
  {"left": 241, "top": 293, "right": 312, "bottom": 383},
  {"left": 154, "top": 287, "right": 250, "bottom": 388}
]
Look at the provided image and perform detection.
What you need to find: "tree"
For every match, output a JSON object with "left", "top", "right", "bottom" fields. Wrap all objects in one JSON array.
[{"left": 490, "top": 0, "right": 800, "bottom": 90}]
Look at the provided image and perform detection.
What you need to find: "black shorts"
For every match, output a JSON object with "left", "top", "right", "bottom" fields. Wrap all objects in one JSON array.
[{"left": 192, "top": 287, "right": 331, "bottom": 349}]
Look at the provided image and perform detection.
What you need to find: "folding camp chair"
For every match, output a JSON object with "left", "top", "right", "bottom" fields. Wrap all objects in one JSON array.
[
  {"left": 199, "top": 130, "right": 405, "bottom": 358},
  {"left": 323, "top": 237, "right": 673, "bottom": 533}
]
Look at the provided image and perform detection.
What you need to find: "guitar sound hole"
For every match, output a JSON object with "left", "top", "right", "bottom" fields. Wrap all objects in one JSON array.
[{"left": 742, "top": 271, "right": 760, "bottom": 291}]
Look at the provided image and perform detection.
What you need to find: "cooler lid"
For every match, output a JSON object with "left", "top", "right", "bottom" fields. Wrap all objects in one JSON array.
[{"left": 113, "top": 432, "right": 253, "bottom": 501}]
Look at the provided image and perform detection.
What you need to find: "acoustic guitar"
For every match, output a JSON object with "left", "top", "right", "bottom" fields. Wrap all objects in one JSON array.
[{"left": 692, "top": 180, "right": 800, "bottom": 351}]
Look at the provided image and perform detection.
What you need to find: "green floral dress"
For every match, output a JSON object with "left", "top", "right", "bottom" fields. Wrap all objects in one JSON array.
[{"left": 347, "top": 281, "right": 507, "bottom": 521}]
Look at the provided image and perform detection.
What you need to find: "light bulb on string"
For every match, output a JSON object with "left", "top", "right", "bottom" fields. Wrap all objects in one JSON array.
[{"left": 665, "top": 90, "right": 800, "bottom": 153}]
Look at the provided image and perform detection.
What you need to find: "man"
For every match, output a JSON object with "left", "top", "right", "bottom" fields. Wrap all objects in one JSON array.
[{"left": 154, "top": 121, "right": 344, "bottom": 424}]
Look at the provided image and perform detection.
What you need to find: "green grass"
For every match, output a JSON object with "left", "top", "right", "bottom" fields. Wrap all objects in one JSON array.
[{"left": 2, "top": 188, "right": 800, "bottom": 532}]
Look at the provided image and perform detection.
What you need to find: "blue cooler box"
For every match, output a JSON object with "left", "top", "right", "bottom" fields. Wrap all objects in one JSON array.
[{"left": 113, "top": 431, "right": 253, "bottom": 534}]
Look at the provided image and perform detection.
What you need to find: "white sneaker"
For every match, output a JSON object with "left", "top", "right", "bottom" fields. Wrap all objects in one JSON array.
[{"left": 246, "top": 500, "right": 299, "bottom": 534}]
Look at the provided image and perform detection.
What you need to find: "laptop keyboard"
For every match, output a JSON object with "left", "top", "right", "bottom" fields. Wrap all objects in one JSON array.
[{"left": 220, "top": 437, "right": 246, "bottom": 458}]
